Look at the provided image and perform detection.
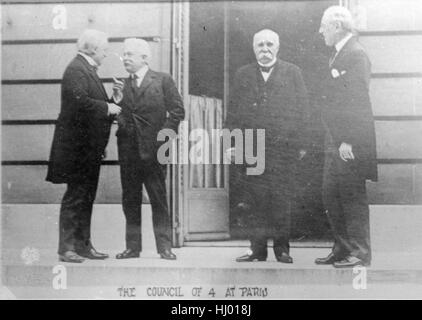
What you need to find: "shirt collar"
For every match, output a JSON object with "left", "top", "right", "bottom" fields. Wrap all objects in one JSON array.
[
  {"left": 335, "top": 33, "right": 353, "bottom": 53},
  {"left": 258, "top": 57, "right": 277, "bottom": 69},
  {"left": 131, "top": 65, "right": 149, "bottom": 79},
  {"left": 78, "top": 52, "right": 98, "bottom": 68}
]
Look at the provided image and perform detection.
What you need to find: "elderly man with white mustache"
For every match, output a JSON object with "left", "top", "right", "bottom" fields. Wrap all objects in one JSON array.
[{"left": 226, "top": 29, "right": 310, "bottom": 264}]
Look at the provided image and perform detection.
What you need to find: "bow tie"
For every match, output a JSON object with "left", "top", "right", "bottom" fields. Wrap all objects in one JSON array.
[{"left": 260, "top": 65, "right": 274, "bottom": 73}]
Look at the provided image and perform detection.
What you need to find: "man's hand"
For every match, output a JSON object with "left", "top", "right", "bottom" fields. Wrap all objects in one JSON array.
[
  {"left": 339, "top": 142, "right": 354, "bottom": 162},
  {"left": 112, "top": 77, "right": 124, "bottom": 103},
  {"left": 107, "top": 103, "right": 122, "bottom": 116},
  {"left": 298, "top": 149, "right": 307, "bottom": 160}
]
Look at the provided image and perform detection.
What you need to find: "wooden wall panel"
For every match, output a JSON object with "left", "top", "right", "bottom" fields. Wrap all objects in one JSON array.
[
  {"left": 2, "top": 125, "right": 54, "bottom": 161},
  {"left": 414, "top": 165, "right": 422, "bottom": 204},
  {"left": 375, "top": 121, "right": 422, "bottom": 159},
  {"left": 1, "top": 82, "right": 128, "bottom": 121},
  {"left": 1, "top": 165, "right": 143, "bottom": 204},
  {"left": 3, "top": 164, "right": 417, "bottom": 204},
  {"left": 367, "top": 164, "right": 414, "bottom": 204},
  {"left": 2, "top": 84, "right": 61, "bottom": 120},
  {"left": 358, "top": 0, "right": 422, "bottom": 31},
  {"left": 2, "top": 124, "right": 119, "bottom": 161},
  {"left": 2, "top": 2, "right": 171, "bottom": 204},
  {"left": 370, "top": 78, "right": 422, "bottom": 116},
  {"left": 2, "top": 42, "right": 166, "bottom": 80},
  {"left": 2, "top": 165, "right": 67, "bottom": 203},
  {"left": 360, "top": 36, "right": 422, "bottom": 73},
  {"left": 1, "top": 3, "right": 171, "bottom": 40}
]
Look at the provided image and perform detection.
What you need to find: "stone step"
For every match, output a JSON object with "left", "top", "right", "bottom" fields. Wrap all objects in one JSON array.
[{"left": 2, "top": 247, "right": 422, "bottom": 299}]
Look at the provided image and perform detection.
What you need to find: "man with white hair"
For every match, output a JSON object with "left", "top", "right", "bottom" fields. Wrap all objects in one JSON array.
[
  {"left": 226, "top": 29, "right": 309, "bottom": 264},
  {"left": 112, "top": 38, "right": 185, "bottom": 260},
  {"left": 47, "top": 29, "right": 121, "bottom": 263},
  {"left": 315, "top": 6, "right": 377, "bottom": 268}
]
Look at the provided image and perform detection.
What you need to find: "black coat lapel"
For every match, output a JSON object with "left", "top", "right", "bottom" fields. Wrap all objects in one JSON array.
[
  {"left": 245, "top": 65, "right": 259, "bottom": 95},
  {"left": 266, "top": 60, "right": 286, "bottom": 94},
  {"left": 89, "top": 69, "right": 108, "bottom": 100},
  {"left": 331, "top": 36, "right": 357, "bottom": 68},
  {"left": 77, "top": 55, "right": 108, "bottom": 100}
]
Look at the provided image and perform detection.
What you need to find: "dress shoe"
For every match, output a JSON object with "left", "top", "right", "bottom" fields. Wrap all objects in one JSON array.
[
  {"left": 275, "top": 253, "right": 293, "bottom": 264},
  {"left": 116, "top": 249, "right": 140, "bottom": 259},
  {"left": 236, "top": 251, "right": 267, "bottom": 262},
  {"left": 315, "top": 253, "right": 339, "bottom": 265},
  {"left": 78, "top": 247, "right": 109, "bottom": 260},
  {"left": 159, "top": 249, "right": 177, "bottom": 260},
  {"left": 333, "top": 256, "right": 366, "bottom": 268},
  {"left": 59, "top": 251, "right": 85, "bottom": 263}
]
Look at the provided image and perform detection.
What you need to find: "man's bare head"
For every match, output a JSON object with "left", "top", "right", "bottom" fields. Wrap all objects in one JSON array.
[{"left": 253, "top": 29, "right": 280, "bottom": 65}]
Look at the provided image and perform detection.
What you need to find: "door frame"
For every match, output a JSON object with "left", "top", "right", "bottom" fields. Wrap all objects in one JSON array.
[{"left": 170, "top": 0, "right": 190, "bottom": 247}]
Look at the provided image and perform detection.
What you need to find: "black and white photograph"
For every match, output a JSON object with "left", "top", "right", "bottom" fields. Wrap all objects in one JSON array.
[{"left": 1, "top": 0, "right": 422, "bottom": 302}]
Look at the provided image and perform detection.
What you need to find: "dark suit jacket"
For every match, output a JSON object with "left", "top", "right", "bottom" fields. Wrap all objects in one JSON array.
[
  {"left": 116, "top": 69, "right": 185, "bottom": 162},
  {"left": 226, "top": 59, "right": 309, "bottom": 170},
  {"left": 46, "top": 54, "right": 113, "bottom": 184},
  {"left": 322, "top": 36, "right": 378, "bottom": 181},
  {"left": 226, "top": 59, "right": 310, "bottom": 198}
]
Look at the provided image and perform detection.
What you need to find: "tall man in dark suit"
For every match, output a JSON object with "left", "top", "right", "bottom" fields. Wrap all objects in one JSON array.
[
  {"left": 226, "top": 29, "right": 309, "bottom": 264},
  {"left": 112, "top": 38, "right": 185, "bottom": 260},
  {"left": 46, "top": 29, "right": 122, "bottom": 263},
  {"left": 315, "top": 6, "right": 377, "bottom": 268}
]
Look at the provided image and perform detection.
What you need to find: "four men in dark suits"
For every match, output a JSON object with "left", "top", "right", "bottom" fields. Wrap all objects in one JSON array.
[
  {"left": 112, "top": 38, "right": 185, "bottom": 260},
  {"left": 226, "top": 29, "right": 309, "bottom": 264},
  {"left": 46, "top": 29, "right": 122, "bottom": 263},
  {"left": 49, "top": 6, "right": 376, "bottom": 268},
  {"left": 315, "top": 6, "right": 377, "bottom": 268}
]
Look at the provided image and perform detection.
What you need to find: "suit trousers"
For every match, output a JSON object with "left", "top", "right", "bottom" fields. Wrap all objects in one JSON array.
[
  {"left": 245, "top": 175, "right": 292, "bottom": 257},
  {"left": 323, "top": 153, "right": 371, "bottom": 263},
  {"left": 58, "top": 166, "right": 100, "bottom": 255},
  {"left": 118, "top": 138, "right": 172, "bottom": 253}
]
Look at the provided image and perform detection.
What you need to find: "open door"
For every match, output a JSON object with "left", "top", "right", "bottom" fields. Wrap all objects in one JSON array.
[{"left": 171, "top": 1, "right": 230, "bottom": 243}]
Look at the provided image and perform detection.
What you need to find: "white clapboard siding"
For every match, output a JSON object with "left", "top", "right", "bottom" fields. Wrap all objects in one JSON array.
[
  {"left": 375, "top": 121, "right": 422, "bottom": 159},
  {"left": 2, "top": 124, "right": 119, "bottom": 161},
  {"left": 2, "top": 84, "right": 61, "bottom": 120},
  {"left": 360, "top": 36, "right": 422, "bottom": 74},
  {"left": 2, "top": 82, "right": 128, "bottom": 120},
  {"left": 366, "top": 164, "right": 415, "bottom": 204},
  {"left": 2, "top": 1, "right": 170, "bottom": 204},
  {"left": 370, "top": 78, "right": 422, "bottom": 116},
  {"left": 2, "top": 42, "right": 167, "bottom": 80},
  {"left": 2, "top": 165, "right": 122, "bottom": 204},
  {"left": 1, "top": 2, "right": 171, "bottom": 40},
  {"left": 355, "top": 0, "right": 422, "bottom": 31}
]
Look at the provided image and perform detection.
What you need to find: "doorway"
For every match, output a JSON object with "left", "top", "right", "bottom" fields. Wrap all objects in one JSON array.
[{"left": 179, "top": 0, "right": 337, "bottom": 244}]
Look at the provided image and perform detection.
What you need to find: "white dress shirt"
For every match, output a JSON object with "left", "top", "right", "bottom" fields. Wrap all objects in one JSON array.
[
  {"left": 113, "top": 65, "right": 149, "bottom": 104},
  {"left": 130, "top": 65, "right": 149, "bottom": 87},
  {"left": 258, "top": 57, "right": 277, "bottom": 82}
]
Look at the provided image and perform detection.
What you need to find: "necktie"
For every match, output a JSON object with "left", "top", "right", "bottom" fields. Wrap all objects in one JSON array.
[{"left": 130, "top": 74, "right": 138, "bottom": 90}]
